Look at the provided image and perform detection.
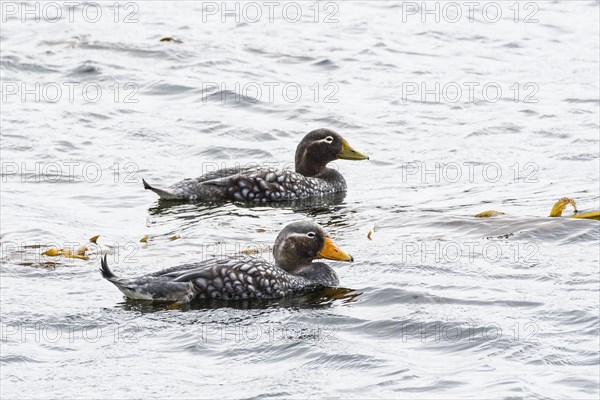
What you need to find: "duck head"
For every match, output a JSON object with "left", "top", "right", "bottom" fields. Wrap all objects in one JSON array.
[
  {"left": 273, "top": 221, "right": 353, "bottom": 272},
  {"left": 294, "top": 129, "right": 369, "bottom": 176}
]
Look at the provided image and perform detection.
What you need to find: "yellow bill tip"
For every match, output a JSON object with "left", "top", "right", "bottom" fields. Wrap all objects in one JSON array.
[
  {"left": 317, "top": 237, "right": 353, "bottom": 262},
  {"left": 338, "top": 139, "right": 369, "bottom": 161}
]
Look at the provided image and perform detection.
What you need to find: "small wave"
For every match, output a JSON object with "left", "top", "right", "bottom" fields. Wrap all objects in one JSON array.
[
  {"left": 0, "top": 56, "right": 59, "bottom": 74},
  {"left": 313, "top": 59, "right": 339, "bottom": 69},
  {"left": 563, "top": 98, "right": 600, "bottom": 104},
  {"left": 66, "top": 63, "right": 102, "bottom": 77}
]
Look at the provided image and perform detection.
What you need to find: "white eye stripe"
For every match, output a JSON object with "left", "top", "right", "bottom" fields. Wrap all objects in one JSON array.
[
  {"left": 285, "top": 232, "right": 315, "bottom": 240},
  {"left": 316, "top": 136, "right": 334, "bottom": 144}
]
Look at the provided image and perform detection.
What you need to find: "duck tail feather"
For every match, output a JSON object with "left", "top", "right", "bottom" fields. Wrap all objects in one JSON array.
[
  {"left": 100, "top": 254, "right": 117, "bottom": 280},
  {"left": 142, "top": 178, "right": 179, "bottom": 200}
]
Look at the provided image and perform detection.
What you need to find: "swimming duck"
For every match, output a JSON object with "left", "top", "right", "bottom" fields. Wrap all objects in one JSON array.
[
  {"left": 142, "top": 128, "right": 369, "bottom": 202},
  {"left": 100, "top": 221, "right": 353, "bottom": 302}
]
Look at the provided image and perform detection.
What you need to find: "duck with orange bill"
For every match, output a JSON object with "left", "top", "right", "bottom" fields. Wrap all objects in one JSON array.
[{"left": 100, "top": 221, "right": 354, "bottom": 302}]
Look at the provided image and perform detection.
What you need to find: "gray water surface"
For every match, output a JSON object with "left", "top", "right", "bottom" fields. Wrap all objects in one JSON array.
[{"left": 1, "top": 2, "right": 599, "bottom": 399}]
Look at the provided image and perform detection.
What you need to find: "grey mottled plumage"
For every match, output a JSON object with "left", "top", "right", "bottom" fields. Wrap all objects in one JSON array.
[
  {"left": 100, "top": 221, "right": 353, "bottom": 302},
  {"left": 142, "top": 129, "right": 368, "bottom": 202}
]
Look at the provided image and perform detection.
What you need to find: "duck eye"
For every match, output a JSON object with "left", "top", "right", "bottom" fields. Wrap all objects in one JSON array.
[
  {"left": 307, "top": 232, "right": 316, "bottom": 238},
  {"left": 324, "top": 136, "right": 334, "bottom": 144}
]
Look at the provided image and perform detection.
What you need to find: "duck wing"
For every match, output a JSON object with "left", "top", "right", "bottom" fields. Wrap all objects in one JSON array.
[
  {"left": 144, "top": 166, "right": 337, "bottom": 203},
  {"left": 142, "top": 166, "right": 255, "bottom": 200},
  {"left": 201, "top": 167, "right": 324, "bottom": 202}
]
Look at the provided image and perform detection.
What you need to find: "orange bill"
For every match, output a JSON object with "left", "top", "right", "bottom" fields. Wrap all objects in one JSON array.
[{"left": 317, "top": 237, "right": 353, "bottom": 262}]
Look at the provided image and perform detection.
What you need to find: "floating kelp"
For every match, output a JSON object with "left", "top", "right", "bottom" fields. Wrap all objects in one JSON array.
[
  {"left": 549, "top": 197, "right": 578, "bottom": 217},
  {"left": 159, "top": 37, "right": 183, "bottom": 43},
  {"left": 570, "top": 210, "right": 600, "bottom": 220},
  {"left": 474, "top": 210, "right": 505, "bottom": 218},
  {"left": 367, "top": 223, "right": 379, "bottom": 240},
  {"left": 41, "top": 244, "right": 91, "bottom": 260},
  {"left": 475, "top": 197, "right": 600, "bottom": 221}
]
